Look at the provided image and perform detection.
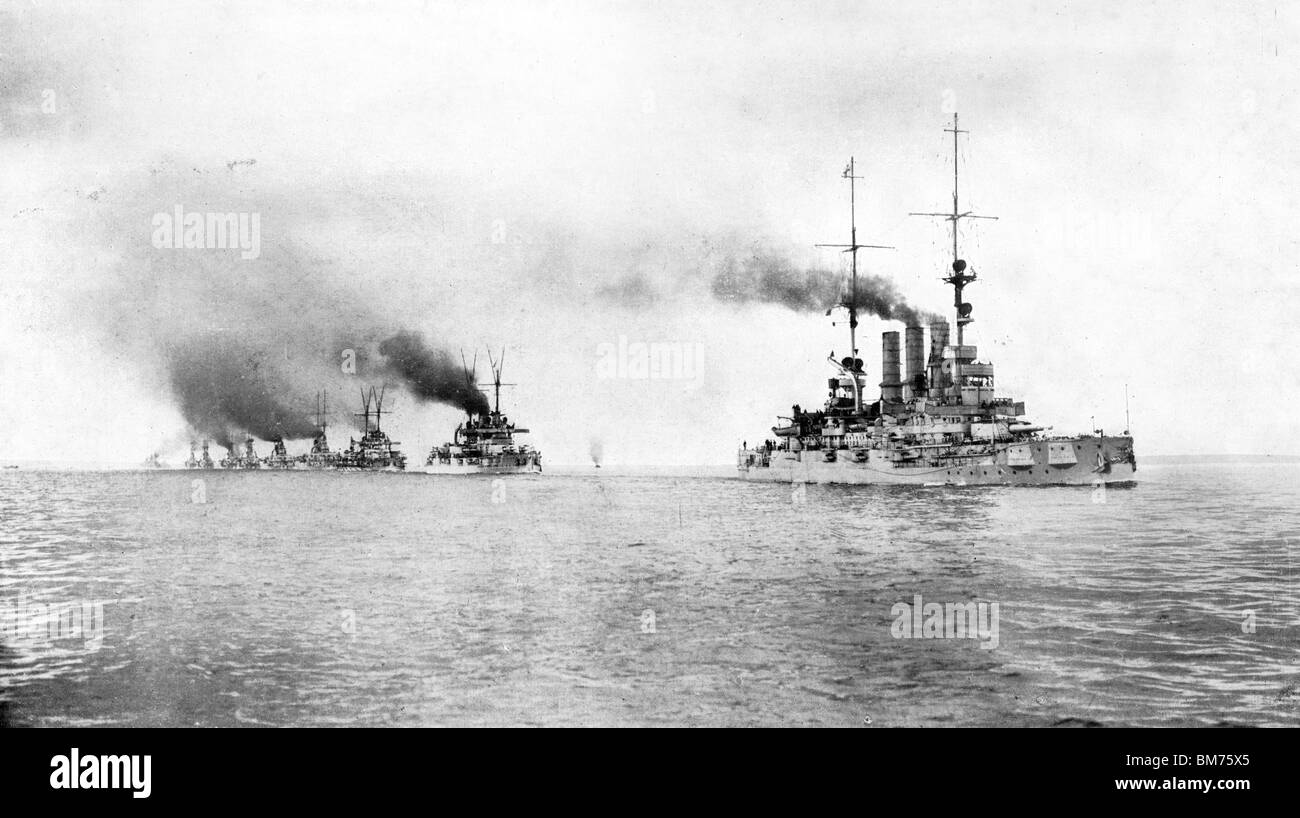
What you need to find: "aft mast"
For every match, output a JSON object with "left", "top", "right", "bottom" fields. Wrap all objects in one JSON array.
[
  {"left": 372, "top": 386, "right": 392, "bottom": 432},
  {"left": 909, "top": 113, "right": 998, "bottom": 348},
  {"left": 353, "top": 386, "right": 393, "bottom": 432},
  {"left": 459, "top": 350, "right": 478, "bottom": 419},
  {"left": 354, "top": 388, "right": 372, "bottom": 432},
  {"left": 482, "top": 348, "right": 515, "bottom": 418},
  {"left": 816, "top": 156, "right": 893, "bottom": 413},
  {"left": 314, "top": 390, "right": 329, "bottom": 434}
]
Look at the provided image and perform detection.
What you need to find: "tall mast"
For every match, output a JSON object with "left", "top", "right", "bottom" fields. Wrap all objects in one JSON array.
[
  {"left": 949, "top": 113, "right": 960, "bottom": 262},
  {"left": 817, "top": 156, "right": 893, "bottom": 413},
  {"left": 353, "top": 387, "right": 390, "bottom": 433},
  {"left": 910, "top": 112, "right": 998, "bottom": 347},
  {"left": 461, "top": 350, "right": 478, "bottom": 419},
  {"left": 1125, "top": 384, "right": 1131, "bottom": 435},
  {"left": 482, "top": 348, "right": 515, "bottom": 417},
  {"left": 357, "top": 388, "right": 370, "bottom": 431},
  {"left": 315, "top": 390, "right": 329, "bottom": 432},
  {"left": 848, "top": 157, "right": 859, "bottom": 358}
]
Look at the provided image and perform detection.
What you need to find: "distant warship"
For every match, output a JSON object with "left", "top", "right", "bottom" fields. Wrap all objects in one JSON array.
[
  {"left": 260, "top": 391, "right": 341, "bottom": 470},
  {"left": 185, "top": 440, "right": 216, "bottom": 469},
  {"left": 196, "top": 390, "right": 405, "bottom": 471},
  {"left": 738, "top": 115, "right": 1136, "bottom": 486},
  {"left": 301, "top": 391, "right": 337, "bottom": 469},
  {"left": 263, "top": 439, "right": 296, "bottom": 470},
  {"left": 424, "top": 350, "right": 541, "bottom": 475},
  {"left": 336, "top": 386, "right": 407, "bottom": 471},
  {"left": 221, "top": 438, "right": 262, "bottom": 470}
]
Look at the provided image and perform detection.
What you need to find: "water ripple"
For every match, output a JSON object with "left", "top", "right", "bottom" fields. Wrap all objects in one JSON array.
[{"left": 0, "top": 464, "right": 1298, "bottom": 726}]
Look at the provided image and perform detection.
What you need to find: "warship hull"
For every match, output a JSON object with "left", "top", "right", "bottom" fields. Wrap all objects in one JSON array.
[
  {"left": 738, "top": 435, "right": 1135, "bottom": 486},
  {"left": 423, "top": 455, "right": 542, "bottom": 475}
]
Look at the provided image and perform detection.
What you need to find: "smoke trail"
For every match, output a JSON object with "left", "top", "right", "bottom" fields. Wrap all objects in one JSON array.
[
  {"left": 377, "top": 330, "right": 490, "bottom": 416},
  {"left": 166, "top": 334, "right": 321, "bottom": 447},
  {"left": 589, "top": 437, "right": 604, "bottom": 466},
  {"left": 710, "top": 251, "right": 938, "bottom": 326},
  {"left": 49, "top": 157, "right": 497, "bottom": 449},
  {"left": 596, "top": 273, "right": 658, "bottom": 307}
]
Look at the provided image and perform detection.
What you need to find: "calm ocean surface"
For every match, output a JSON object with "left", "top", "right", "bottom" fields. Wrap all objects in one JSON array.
[{"left": 1, "top": 463, "right": 1298, "bottom": 727}]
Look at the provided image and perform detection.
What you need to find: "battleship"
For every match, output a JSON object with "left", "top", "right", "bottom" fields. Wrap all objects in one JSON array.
[
  {"left": 301, "top": 391, "right": 338, "bottom": 469},
  {"left": 221, "top": 438, "right": 263, "bottom": 470},
  {"left": 336, "top": 386, "right": 407, "bottom": 471},
  {"left": 737, "top": 114, "right": 1136, "bottom": 486},
  {"left": 251, "top": 392, "right": 331, "bottom": 469},
  {"left": 184, "top": 440, "right": 216, "bottom": 469},
  {"left": 263, "top": 439, "right": 296, "bottom": 470},
  {"left": 424, "top": 350, "right": 542, "bottom": 475},
  {"left": 173, "top": 391, "right": 406, "bottom": 471}
]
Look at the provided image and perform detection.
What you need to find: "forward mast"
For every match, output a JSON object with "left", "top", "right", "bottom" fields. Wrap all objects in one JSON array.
[{"left": 816, "top": 156, "right": 893, "bottom": 414}]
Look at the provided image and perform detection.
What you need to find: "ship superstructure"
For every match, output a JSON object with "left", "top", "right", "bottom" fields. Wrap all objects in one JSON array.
[
  {"left": 301, "top": 391, "right": 337, "bottom": 469},
  {"left": 199, "top": 390, "right": 405, "bottom": 471},
  {"left": 260, "top": 390, "right": 345, "bottom": 469},
  {"left": 263, "top": 438, "right": 295, "bottom": 469},
  {"left": 737, "top": 115, "right": 1136, "bottom": 486},
  {"left": 425, "top": 349, "right": 542, "bottom": 475},
  {"left": 337, "top": 386, "right": 407, "bottom": 470},
  {"left": 221, "top": 437, "right": 263, "bottom": 470}
]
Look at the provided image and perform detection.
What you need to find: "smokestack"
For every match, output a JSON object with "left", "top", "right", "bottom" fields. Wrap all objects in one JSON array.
[
  {"left": 880, "top": 331, "right": 902, "bottom": 402},
  {"left": 905, "top": 325, "right": 925, "bottom": 396},
  {"left": 929, "top": 319, "right": 950, "bottom": 395}
]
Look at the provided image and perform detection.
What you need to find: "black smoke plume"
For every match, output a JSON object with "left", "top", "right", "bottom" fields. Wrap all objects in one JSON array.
[
  {"left": 166, "top": 334, "right": 321, "bottom": 448},
  {"left": 378, "top": 330, "right": 490, "bottom": 416},
  {"left": 710, "top": 251, "right": 938, "bottom": 326},
  {"left": 57, "top": 159, "right": 493, "bottom": 450}
]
